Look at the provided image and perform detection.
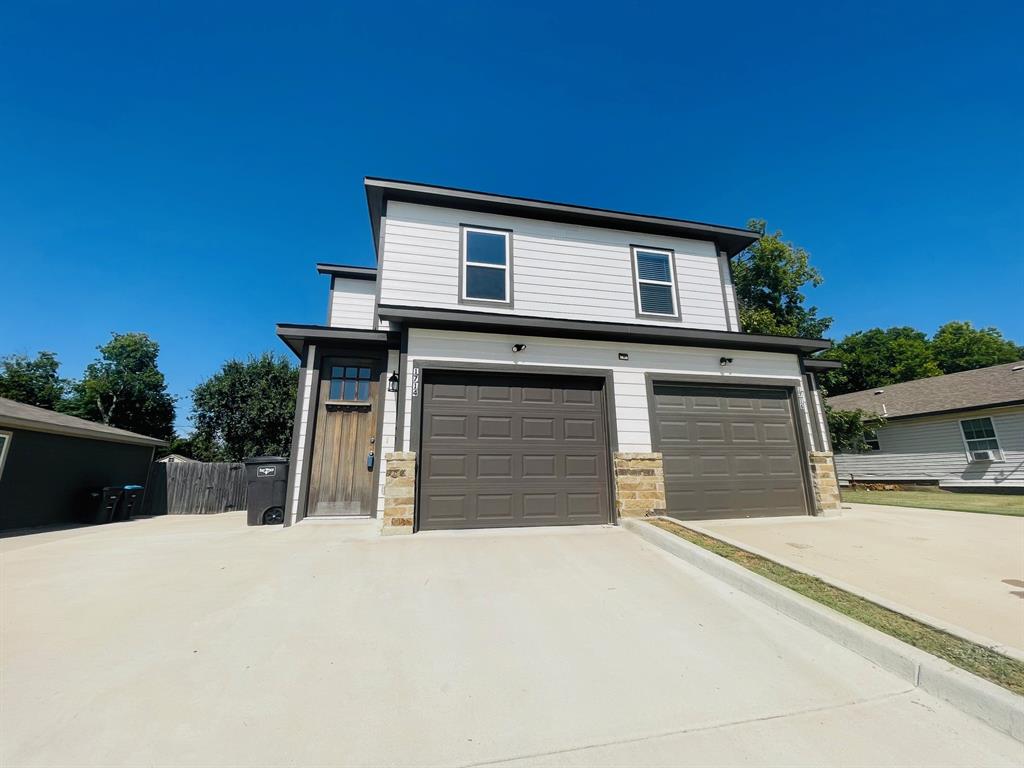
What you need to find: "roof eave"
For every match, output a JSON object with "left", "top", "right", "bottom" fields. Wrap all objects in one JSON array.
[
  {"left": 365, "top": 177, "right": 760, "bottom": 259},
  {"left": 275, "top": 323, "right": 400, "bottom": 358},
  {"left": 376, "top": 305, "right": 830, "bottom": 354}
]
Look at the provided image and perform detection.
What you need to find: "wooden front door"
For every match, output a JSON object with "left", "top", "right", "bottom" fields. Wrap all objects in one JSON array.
[{"left": 306, "top": 355, "right": 382, "bottom": 517}]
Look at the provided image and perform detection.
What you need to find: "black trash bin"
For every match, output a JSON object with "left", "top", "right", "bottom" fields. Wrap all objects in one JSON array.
[
  {"left": 116, "top": 485, "right": 145, "bottom": 521},
  {"left": 80, "top": 487, "right": 123, "bottom": 524},
  {"left": 243, "top": 456, "right": 289, "bottom": 526}
]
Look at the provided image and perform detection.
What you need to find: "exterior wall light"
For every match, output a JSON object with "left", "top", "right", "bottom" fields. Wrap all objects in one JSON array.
[
  {"left": 387, "top": 371, "right": 399, "bottom": 393},
  {"left": 512, "top": 344, "right": 527, "bottom": 353},
  {"left": 618, "top": 352, "right": 629, "bottom": 361},
  {"left": 719, "top": 357, "right": 733, "bottom": 366}
]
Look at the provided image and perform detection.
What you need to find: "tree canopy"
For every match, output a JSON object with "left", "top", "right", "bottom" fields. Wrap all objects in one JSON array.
[
  {"left": 818, "top": 327, "right": 941, "bottom": 396},
  {"left": 0, "top": 351, "right": 67, "bottom": 409},
  {"left": 62, "top": 332, "right": 176, "bottom": 439},
  {"left": 188, "top": 352, "right": 298, "bottom": 462},
  {"left": 930, "top": 321, "right": 1023, "bottom": 375},
  {"left": 732, "top": 220, "right": 831, "bottom": 339}
]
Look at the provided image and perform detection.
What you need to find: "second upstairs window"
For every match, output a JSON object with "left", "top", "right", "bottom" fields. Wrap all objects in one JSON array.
[
  {"left": 632, "top": 247, "right": 679, "bottom": 318},
  {"left": 462, "top": 226, "right": 511, "bottom": 304}
]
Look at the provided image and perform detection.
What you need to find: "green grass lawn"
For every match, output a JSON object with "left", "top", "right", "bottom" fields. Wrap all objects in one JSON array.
[
  {"left": 650, "top": 519, "right": 1024, "bottom": 695},
  {"left": 841, "top": 489, "right": 1024, "bottom": 516}
]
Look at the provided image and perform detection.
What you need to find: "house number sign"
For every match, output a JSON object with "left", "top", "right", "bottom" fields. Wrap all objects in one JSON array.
[{"left": 411, "top": 368, "right": 420, "bottom": 397}]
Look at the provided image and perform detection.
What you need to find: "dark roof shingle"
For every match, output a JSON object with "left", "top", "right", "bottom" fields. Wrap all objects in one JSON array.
[
  {"left": 827, "top": 361, "right": 1024, "bottom": 419},
  {"left": 0, "top": 397, "right": 168, "bottom": 447}
]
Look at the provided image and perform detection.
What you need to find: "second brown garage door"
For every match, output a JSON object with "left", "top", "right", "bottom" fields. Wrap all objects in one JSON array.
[
  {"left": 651, "top": 383, "right": 809, "bottom": 520},
  {"left": 418, "top": 371, "right": 611, "bottom": 531}
]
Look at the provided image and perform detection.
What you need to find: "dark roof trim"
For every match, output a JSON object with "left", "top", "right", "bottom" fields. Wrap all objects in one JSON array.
[
  {"left": 803, "top": 358, "right": 843, "bottom": 371},
  {"left": 275, "top": 323, "right": 399, "bottom": 357},
  {"left": 316, "top": 263, "right": 378, "bottom": 280},
  {"left": 860, "top": 399, "right": 1024, "bottom": 423},
  {"left": 365, "top": 177, "right": 760, "bottom": 259},
  {"left": 376, "top": 305, "right": 831, "bottom": 354}
]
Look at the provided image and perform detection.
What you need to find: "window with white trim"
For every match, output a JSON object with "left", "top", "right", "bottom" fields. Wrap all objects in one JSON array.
[
  {"left": 632, "top": 247, "right": 678, "bottom": 317},
  {"left": 462, "top": 227, "right": 510, "bottom": 303},
  {"left": 960, "top": 417, "right": 1002, "bottom": 461},
  {"left": 0, "top": 431, "right": 11, "bottom": 481}
]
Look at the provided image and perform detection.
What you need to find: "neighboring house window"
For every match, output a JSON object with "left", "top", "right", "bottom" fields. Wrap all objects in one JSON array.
[
  {"left": 462, "top": 226, "right": 511, "bottom": 303},
  {"left": 0, "top": 431, "right": 10, "bottom": 481},
  {"left": 632, "top": 247, "right": 679, "bottom": 318},
  {"left": 960, "top": 417, "right": 1002, "bottom": 460},
  {"left": 330, "top": 366, "right": 372, "bottom": 401},
  {"left": 864, "top": 429, "right": 880, "bottom": 451}
]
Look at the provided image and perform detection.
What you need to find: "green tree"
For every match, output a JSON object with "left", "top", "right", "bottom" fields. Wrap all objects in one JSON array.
[
  {"left": 819, "top": 327, "right": 941, "bottom": 396},
  {"left": 189, "top": 353, "right": 298, "bottom": 461},
  {"left": 732, "top": 220, "right": 832, "bottom": 339},
  {"left": 825, "top": 403, "right": 882, "bottom": 453},
  {"left": 0, "top": 351, "right": 67, "bottom": 409},
  {"left": 63, "top": 332, "right": 176, "bottom": 439},
  {"left": 930, "top": 321, "right": 1023, "bottom": 374}
]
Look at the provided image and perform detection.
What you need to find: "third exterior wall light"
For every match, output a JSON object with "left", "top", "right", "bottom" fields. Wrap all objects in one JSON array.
[{"left": 387, "top": 371, "right": 399, "bottom": 392}]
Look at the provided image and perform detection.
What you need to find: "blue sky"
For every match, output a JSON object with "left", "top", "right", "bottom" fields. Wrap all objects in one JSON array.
[{"left": 2, "top": 2, "right": 1021, "bottom": 434}]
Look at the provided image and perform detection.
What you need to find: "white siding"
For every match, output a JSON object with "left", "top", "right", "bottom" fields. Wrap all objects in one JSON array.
[
  {"left": 329, "top": 277, "right": 378, "bottom": 329},
  {"left": 289, "top": 345, "right": 317, "bottom": 525},
  {"left": 721, "top": 255, "right": 740, "bottom": 331},
  {"left": 400, "top": 328, "right": 807, "bottom": 454},
  {"left": 381, "top": 202, "right": 732, "bottom": 330},
  {"left": 834, "top": 407, "right": 1024, "bottom": 488}
]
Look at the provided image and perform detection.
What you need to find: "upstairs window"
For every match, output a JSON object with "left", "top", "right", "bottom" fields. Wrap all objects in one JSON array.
[
  {"left": 462, "top": 226, "right": 511, "bottom": 304},
  {"left": 632, "top": 247, "right": 679, "bottom": 318},
  {"left": 960, "top": 417, "right": 1002, "bottom": 461}
]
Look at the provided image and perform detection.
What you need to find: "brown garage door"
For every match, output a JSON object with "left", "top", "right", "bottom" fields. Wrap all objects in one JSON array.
[
  {"left": 418, "top": 371, "right": 611, "bottom": 531},
  {"left": 651, "top": 383, "right": 809, "bottom": 520}
]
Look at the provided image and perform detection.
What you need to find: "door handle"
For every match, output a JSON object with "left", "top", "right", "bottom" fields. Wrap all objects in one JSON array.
[{"left": 367, "top": 451, "right": 375, "bottom": 471}]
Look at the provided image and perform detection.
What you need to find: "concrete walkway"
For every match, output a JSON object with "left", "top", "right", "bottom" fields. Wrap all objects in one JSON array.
[
  {"left": 1, "top": 513, "right": 1020, "bottom": 767},
  {"left": 694, "top": 502, "right": 1024, "bottom": 656}
]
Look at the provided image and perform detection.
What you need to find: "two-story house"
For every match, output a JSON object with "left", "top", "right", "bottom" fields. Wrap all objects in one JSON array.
[{"left": 276, "top": 178, "right": 840, "bottom": 533}]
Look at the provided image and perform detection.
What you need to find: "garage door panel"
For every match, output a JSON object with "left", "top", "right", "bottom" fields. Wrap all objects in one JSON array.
[
  {"left": 478, "top": 454, "right": 513, "bottom": 479},
  {"left": 427, "top": 454, "right": 468, "bottom": 479},
  {"left": 652, "top": 383, "right": 808, "bottom": 520},
  {"left": 522, "top": 418, "right": 556, "bottom": 440},
  {"left": 419, "top": 372, "right": 610, "bottom": 531},
  {"left": 564, "top": 419, "right": 598, "bottom": 440},
  {"left": 522, "top": 454, "right": 557, "bottom": 479},
  {"left": 477, "top": 494, "right": 515, "bottom": 520}
]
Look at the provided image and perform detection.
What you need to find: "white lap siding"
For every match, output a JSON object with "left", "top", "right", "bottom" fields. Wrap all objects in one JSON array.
[
  {"left": 834, "top": 407, "right": 1024, "bottom": 488},
  {"left": 373, "top": 348, "right": 401, "bottom": 521},
  {"left": 399, "top": 328, "right": 819, "bottom": 454},
  {"left": 329, "top": 277, "right": 388, "bottom": 330},
  {"left": 380, "top": 202, "right": 739, "bottom": 331}
]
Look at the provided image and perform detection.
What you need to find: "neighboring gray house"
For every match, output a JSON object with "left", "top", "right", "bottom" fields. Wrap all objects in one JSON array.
[
  {"left": 275, "top": 178, "right": 840, "bottom": 534},
  {"left": 0, "top": 397, "right": 167, "bottom": 530},
  {"left": 830, "top": 361, "right": 1024, "bottom": 490}
]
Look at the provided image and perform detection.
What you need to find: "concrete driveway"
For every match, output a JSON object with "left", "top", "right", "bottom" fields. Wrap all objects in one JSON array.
[
  {"left": 693, "top": 502, "right": 1024, "bottom": 656},
  {"left": 1, "top": 513, "right": 1020, "bottom": 767}
]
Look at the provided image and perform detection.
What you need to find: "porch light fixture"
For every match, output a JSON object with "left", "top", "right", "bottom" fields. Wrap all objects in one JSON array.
[
  {"left": 512, "top": 344, "right": 527, "bottom": 353},
  {"left": 387, "top": 371, "right": 399, "bottom": 393},
  {"left": 719, "top": 357, "right": 733, "bottom": 366},
  {"left": 618, "top": 352, "right": 629, "bottom": 361}
]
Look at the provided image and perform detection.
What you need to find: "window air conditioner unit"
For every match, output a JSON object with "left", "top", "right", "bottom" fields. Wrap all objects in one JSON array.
[{"left": 971, "top": 450, "right": 996, "bottom": 462}]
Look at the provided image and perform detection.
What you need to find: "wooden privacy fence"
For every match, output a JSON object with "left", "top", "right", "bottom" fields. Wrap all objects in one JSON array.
[{"left": 144, "top": 462, "right": 248, "bottom": 515}]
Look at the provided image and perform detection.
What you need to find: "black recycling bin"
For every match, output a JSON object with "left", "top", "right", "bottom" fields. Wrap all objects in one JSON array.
[
  {"left": 81, "top": 487, "right": 123, "bottom": 524},
  {"left": 243, "top": 456, "right": 289, "bottom": 526},
  {"left": 116, "top": 485, "right": 145, "bottom": 521}
]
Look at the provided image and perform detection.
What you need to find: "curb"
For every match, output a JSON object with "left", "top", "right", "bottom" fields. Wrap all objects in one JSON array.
[
  {"left": 623, "top": 517, "right": 1024, "bottom": 744},
  {"left": 683, "top": 520, "right": 1024, "bottom": 664}
]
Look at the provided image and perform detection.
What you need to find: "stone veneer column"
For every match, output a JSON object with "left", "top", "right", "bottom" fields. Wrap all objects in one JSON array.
[
  {"left": 382, "top": 452, "right": 416, "bottom": 535},
  {"left": 612, "top": 452, "right": 667, "bottom": 519},
  {"left": 808, "top": 451, "right": 842, "bottom": 517}
]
